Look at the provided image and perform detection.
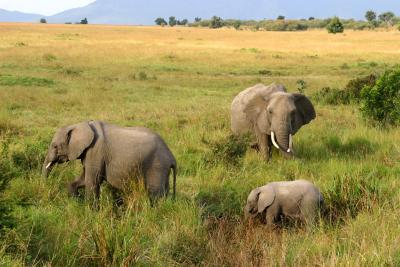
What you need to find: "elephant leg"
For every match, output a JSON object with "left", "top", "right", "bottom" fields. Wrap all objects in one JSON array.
[
  {"left": 265, "top": 204, "right": 279, "bottom": 226},
  {"left": 258, "top": 132, "right": 271, "bottom": 161},
  {"left": 144, "top": 161, "right": 169, "bottom": 203},
  {"left": 84, "top": 164, "right": 103, "bottom": 208},
  {"left": 68, "top": 169, "right": 85, "bottom": 197}
]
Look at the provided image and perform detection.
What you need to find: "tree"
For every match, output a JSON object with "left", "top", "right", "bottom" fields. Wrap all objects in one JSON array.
[
  {"left": 177, "top": 19, "right": 188, "bottom": 26},
  {"left": 80, "top": 18, "right": 88, "bottom": 24},
  {"left": 277, "top": 15, "right": 285, "bottom": 20},
  {"left": 308, "top": 17, "right": 315, "bottom": 21},
  {"left": 327, "top": 17, "right": 344, "bottom": 34},
  {"left": 233, "top": 20, "right": 241, "bottom": 30},
  {"left": 365, "top": 10, "right": 377, "bottom": 22},
  {"left": 195, "top": 17, "right": 202, "bottom": 22},
  {"left": 155, "top": 17, "right": 167, "bottom": 26},
  {"left": 210, "top": 16, "right": 224, "bottom": 29},
  {"left": 169, "top": 16, "right": 177, "bottom": 27},
  {"left": 378, "top": 11, "right": 395, "bottom": 26},
  {"left": 40, "top": 18, "right": 47, "bottom": 24}
]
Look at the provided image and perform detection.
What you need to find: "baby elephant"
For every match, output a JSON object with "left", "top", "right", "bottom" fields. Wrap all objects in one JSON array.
[{"left": 244, "top": 180, "right": 323, "bottom": 225}]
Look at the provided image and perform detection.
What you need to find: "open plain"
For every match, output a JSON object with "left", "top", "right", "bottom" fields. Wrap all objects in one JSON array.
[{"left": 0, "top": 23, "right": 400, "bottom": 266}]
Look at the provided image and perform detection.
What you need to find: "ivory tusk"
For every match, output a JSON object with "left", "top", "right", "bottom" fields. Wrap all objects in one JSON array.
[
  {"left": 287, "top": 134, "right": 293, "bottom": 153},
  {"left": 271, "top": 132, "right": 280, "bottom": 149},
  {"left": 46, "top": 162, "right": 52, "bottom": 169}
]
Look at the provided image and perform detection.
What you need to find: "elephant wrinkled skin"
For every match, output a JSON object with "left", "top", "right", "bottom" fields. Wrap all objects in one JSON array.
[
  {"left": 244, "top": 180, "right": 323, "bottom": 225},
  {"left": 42, "top": 121, "right": 177, "bottom": 204},
  {"left": 231, "top": 83, "right": 316, "bottom": 160}
]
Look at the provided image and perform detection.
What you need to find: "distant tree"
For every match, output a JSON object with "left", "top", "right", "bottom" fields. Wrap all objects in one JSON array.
[
  {"left": 277, "top": 15, "right": 285, "bottom": 20},
  {"left": 308, "top": 17, "right": 315, "bottom": 21},
  {"left": 210, "top": 16, "right": 224, "bottom": 29},
  {"left": 195, "top": 17, "right": 202, "bottom": 22},
  {"left": 365, "top": 10, "right": 377, "bottom": 22},
  {"left": 233, "top": 20, "right": 241, "bottom": 30},
  {"left": 155, "top": 17, "right": 167, "bottom": 26},
  {"left": 327, "top": 17, "right": 344, "bottom": 34},
  {"left": 80, "top": 18, "right": 88, "bottom": 24},
  {"left": 378, "top": 11, "right": 395, "bottom": 26},
  {"left": 40, "top": 18, "right": 47, "bottom": 24},
  {"left": 65, "top": 22, "right": 72, "bottom": 24},
  {"left": 169, "top": 16, "right": 177, "bottom": 27},
  {"left": 177, "top": 19, "right": 188, "bottom": 26}
]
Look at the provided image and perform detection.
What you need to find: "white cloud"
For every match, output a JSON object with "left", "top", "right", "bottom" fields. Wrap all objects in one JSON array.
[{"left": 0, "top": 0, "right": 95, "bottom": 15}]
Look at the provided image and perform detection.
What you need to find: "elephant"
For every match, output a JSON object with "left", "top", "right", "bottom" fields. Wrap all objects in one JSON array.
[
  {"left": 42, "top": 120, "right": 177, "bottom": 205},
  {"left": 231, "top": 83, "right": 315, "bottom": 160},
  {"left": 244, "top": 180, "right": 323, "bottom": 226}
]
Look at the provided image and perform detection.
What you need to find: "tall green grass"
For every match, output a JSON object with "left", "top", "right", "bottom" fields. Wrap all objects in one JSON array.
[{"left": 0, "top": 25, "right": 399, "bottom": 266}]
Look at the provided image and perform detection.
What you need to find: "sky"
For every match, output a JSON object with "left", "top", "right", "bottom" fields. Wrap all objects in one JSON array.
[{"left": 0, "top": 0, "right": 95, "bottom": 15}]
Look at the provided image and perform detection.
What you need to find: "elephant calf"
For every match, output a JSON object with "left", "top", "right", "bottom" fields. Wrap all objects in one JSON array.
[
  {"left": 244, "top": 180, "right": 323, "bottom": 226},
  {"left": 42, "top": 121, "right": 177, "bottom": 204}
]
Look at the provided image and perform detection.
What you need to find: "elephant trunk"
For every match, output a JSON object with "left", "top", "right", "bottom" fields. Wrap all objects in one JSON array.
[
  {"left": 271, "top": 123, "right": 292, "bottom": 153},
  {"left": 42, "top": 155, "right": 54, "bottom": 178}
]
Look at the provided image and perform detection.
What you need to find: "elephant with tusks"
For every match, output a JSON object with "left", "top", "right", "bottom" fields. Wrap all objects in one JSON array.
[{"left": 231, "top": 83, "right": 316, "bottom": 161}]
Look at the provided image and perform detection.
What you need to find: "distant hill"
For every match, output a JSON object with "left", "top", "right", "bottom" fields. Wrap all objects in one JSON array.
[
  {"left": 1, "top": 0, "right": 400, "bottom": 25},
  {"left": 0, "top": 8, "right": 43, "bottom": 22}
]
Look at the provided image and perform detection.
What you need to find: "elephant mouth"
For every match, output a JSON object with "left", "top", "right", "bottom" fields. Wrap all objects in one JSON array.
[{"left": 271, "top": 131, "right": 293, "bottom": 153}]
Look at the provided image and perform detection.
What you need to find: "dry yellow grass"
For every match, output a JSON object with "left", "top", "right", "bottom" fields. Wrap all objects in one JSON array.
[{"left": 0, "top": 23, "right": 400, "bottom": 266}]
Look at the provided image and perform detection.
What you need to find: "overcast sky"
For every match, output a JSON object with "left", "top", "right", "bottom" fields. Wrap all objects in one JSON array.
[{"left": 0, "top": 0, "right": 95, "bottom": 15}]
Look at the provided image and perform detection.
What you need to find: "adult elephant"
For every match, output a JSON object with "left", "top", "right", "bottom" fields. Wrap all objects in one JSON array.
[
  {"left": 231, "top": 83, "right": 315, "bottom": 161},
  {"left": 42, "top": 121, "right": 177, "bottom": 204}
]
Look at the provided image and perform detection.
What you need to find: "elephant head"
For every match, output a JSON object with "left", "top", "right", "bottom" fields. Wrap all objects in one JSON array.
[
  {"left": 244, "top": 185, "right": 275, "bottom": 220},
  {"left": 42, "top": 122, "right": 94, "bottom": 177},
  {"left": 244, "top": 91, "right": 315, "bottom": 154}
]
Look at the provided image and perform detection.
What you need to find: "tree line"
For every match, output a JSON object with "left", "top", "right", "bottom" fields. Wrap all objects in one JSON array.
[{"left": 155, "top": 10, "right": 400, "bottom": 33}]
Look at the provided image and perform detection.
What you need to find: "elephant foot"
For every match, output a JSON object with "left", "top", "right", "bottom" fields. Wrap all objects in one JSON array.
[{"left": 68, "top": 183, "right": 80, "bottom": 197}]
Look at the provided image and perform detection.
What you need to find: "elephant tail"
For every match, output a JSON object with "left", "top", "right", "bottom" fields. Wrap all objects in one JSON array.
[{"left": 171, "top": 163, "right": 177, "bottom": 200}]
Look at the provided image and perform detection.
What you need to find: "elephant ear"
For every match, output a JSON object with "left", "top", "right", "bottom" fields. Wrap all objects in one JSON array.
[
  {"left": 67, "top": 122, "right": 94, "bottom": 160},
  {"left": 292, "top": 93, "right": 316, "bottom": 134},
  {"left": 257, "top": 185, "right": 276, "bottom": 213},
  {"left": 243, "top": 96, "right": 270, "bottom": 134}
]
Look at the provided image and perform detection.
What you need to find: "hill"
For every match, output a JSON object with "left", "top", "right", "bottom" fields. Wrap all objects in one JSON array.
[{"left": 0, "top": 8, "right": 43, "bottom": 22}]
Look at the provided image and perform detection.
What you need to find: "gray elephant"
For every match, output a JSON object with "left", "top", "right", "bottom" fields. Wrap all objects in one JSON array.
[
  {"left": 42, "top": 120, "right": 177, "bottom": 204},
  {"left": 231, "top": 83, "right": 315, "bottom": 160},
  {"left": 244, "top": 180, "right": 323, "bottom": 225}
]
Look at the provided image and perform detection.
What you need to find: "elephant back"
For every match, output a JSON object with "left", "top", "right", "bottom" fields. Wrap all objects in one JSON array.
[{"left": 231, "top": 83, "right": 286, "bottom": 134}]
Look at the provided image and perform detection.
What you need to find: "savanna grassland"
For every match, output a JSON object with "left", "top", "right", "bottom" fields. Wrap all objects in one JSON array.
[{"left": 0, "top": 23, "right": 400, "bottom": 266}]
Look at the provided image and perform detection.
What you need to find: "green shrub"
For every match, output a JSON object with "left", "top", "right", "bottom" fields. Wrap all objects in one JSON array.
[
  {"left": 360, "top": 68, "right": 400, "bottom": 125},
  {"left": 327, "top": 17, "right": 344, "bottom": 34},
  {"left": 344, "top": 74, "right": 378, "bottom": 100},
  {"left": 205, "top": 134, "right": 250, "bottom": 166},
  {"left": 210, "top": 16, "right": 224, "bottom": 29},
  {"left": 313, "top": 87, "right": 350, "bottom": 105}
]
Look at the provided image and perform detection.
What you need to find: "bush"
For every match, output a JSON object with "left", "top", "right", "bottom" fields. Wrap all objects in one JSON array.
[
  {"left": 313, "top": 87, "right": 350, "bottom": 105},
  {"left": 327, "top": 17, "right": 344, "bottom": 34},
  {"left": 205, "top": 134, "right": 250, "bottom": 166},
  {"left": 344, "top": 74, "right": 378, "bottom": 100},
  {"left": 40, "top": 18, "right": 47, "bottom": 24},
  {"left": 360, "top": 68, "right": 400, "bottom": 125},
  {"left": 210, "top": 16, "right": 224, "bottom": 29}
]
